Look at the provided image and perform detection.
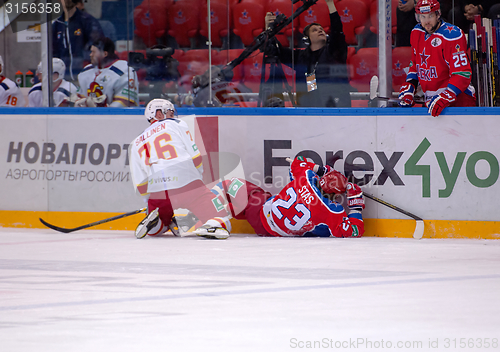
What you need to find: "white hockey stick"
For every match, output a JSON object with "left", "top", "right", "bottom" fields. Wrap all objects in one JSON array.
[
  {"left": 369, "top": 75, "right": 379, "bottom": 100},
  {"left": 285, "top": 157, "right": 425, "bottom": 239},
  {"left": 370, "top": 75, "right": 403, "bottom": 103}
]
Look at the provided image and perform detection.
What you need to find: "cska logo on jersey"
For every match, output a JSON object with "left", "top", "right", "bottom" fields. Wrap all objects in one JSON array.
[
  {"left": 87, "top": 82, "right": 104, "bottom": 98},
  {"left": 431, "top": 37, "right": 442, "bottom": 47},
  {"left": 416, "top": 64, "right": 438, "bottom": 81}
]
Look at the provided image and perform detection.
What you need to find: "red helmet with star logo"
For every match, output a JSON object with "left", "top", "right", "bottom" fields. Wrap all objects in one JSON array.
[{"left": 415, "top": 0, "right": 440, "bottom": 15}]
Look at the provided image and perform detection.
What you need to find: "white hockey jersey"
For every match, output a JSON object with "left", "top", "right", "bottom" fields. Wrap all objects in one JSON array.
[
  {"left": 28, "top": 79, "right": 78, "bottom": 107},
  {"left": 77, "top": 59, "right": 139, "bottom": 107},
  {"left": 0, "top": 76, "right": 26, "bottom": 107},
  {"left": 129, "top": 118, "right": 203, "bottom": 196}
]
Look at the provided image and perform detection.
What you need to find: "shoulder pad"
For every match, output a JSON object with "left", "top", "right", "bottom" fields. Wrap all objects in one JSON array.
[
  {"left": 29, "top": 84, "right": 42, "bottom": 94},
  {"left": 81, "top": 64, "right": 94, "bottom": 72},
  {"left": 109, "top": 64, "right": 125, "bottom": 76},
  {"left": 436, "top": 22, "right": 463, "bottom": 40},
  {"left": 413, "top": 24, "right": 425, "bottom": 32}
]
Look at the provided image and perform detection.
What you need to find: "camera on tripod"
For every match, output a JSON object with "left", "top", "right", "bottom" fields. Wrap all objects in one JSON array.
[{"left": 128, "top": 45, "right": 179, "bottom": 82}]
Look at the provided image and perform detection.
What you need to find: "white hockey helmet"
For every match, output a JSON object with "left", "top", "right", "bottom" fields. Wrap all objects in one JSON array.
[
  {"left": 0, "top": 55, "right": 4, "bottom": 75},
  {"left": 52, "top": 58, "right": 66, "bottom": 82},
  {"left": 145, "top": 99, "right": 176, "bottom": 122},
  {"left": 36, "top": 59, "right": 66, "bottom": 82}
]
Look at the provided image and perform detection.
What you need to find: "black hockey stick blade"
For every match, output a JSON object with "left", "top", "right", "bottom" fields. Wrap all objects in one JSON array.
[
  {"left": 39, "top": 208, "right": 147, "bottom": 233},
  {"left": 363, "top": 192, "right": 424, "bottom": 240}
]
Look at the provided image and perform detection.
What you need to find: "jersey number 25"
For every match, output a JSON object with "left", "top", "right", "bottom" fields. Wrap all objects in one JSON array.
[{"left": 452, "top": 52, "right": 468, "bottom": 67}]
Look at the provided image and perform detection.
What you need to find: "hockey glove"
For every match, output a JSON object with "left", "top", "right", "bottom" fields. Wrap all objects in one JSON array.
[
  {"left": 290, "top": 156, "right": 318, "bottom": 180},
  {"left": 427, "top": 89, "right": 456, "bottom": 117},
  {"left": 74, "top": 94, "right": 108, "bottom": 108},
  {"left": 346, "top": 182, "right": 365, "bottom": 211},
  {"left": 398, "top": 82, "right": 416, "bottom": 107}
]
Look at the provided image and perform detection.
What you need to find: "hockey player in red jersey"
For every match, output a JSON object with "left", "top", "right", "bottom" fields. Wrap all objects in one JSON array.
[
  {"left": 399, "top": 0, "right": 476, "bottom": 117},
  {"left": 211, "top": 157, "right": 365, "bottom": 238}
]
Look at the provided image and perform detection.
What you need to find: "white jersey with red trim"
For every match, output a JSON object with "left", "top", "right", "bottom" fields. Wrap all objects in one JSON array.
[
  {"left": 77, "top": 60, "right": 139, "bottom": 107},
  {"left": 28, "top": 79, "right": 78, "bottom": 107},
  {"left": 406, "top": 21, "right": 475, "bottom": 102},
  {"left": 0, "top": 76, "right": 26, "bottom": 107},
  {"left": 129, "top": 118, "right": 203, "bottom": 196},
  {"left": 261, "top": 164, "right": 364, "bottom": 238}
]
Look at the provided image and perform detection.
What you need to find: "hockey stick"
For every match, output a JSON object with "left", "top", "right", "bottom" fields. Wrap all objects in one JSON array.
[
  {"left": 370, "top": 75, "right": 422, "bottom": 104},
  {"left": 362, "top": 193, "right": 424, "bottom": 240},
  {"left": 369, "top": 76, "right": 400, "bottom": 103},
  {"left": 285, "top": 157, "right": 424, "bottom": 239},
  {"left": 39, "top": 208, "right": 147, "bottom": 233}
]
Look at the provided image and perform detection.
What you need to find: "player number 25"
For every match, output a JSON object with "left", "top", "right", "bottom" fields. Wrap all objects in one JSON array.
[
  {"left": 272, "top": 188, "right": 312, "bottom": 231},
  {"left": 452, "top": 52, "right": 468, "bottom": 67}
]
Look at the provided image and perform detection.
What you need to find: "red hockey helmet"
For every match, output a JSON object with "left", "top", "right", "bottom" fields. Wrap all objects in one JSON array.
[
  {"left": 319, "top": 170, "right": 348, "bottom": 194},
  {"left": 415, "top": 0, "right": 440, "bottom": 14}
]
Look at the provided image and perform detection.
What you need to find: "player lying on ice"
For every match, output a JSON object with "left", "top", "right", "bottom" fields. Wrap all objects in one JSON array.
[
  {"left": 168, "top": 156, "right": 365, "bottom": 238},
  {"left": 210, "top": 156, "right": 365, "bottom": 238},
  {"left": 128, "top": 99, "right": 232, "bottom": 240}
]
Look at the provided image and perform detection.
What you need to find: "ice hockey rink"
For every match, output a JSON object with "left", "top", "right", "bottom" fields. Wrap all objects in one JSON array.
[{"left": 1, "top": 228, "right": 499, "bottom": 352}]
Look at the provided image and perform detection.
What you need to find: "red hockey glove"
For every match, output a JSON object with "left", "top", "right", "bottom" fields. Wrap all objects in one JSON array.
[
  {"left": 398, "top": 82, "right": 416, "bottom": 107},
  {"left": 346, "top": 182, "right": 365, "bottom": 211},
  {"left": 427, "top": 89, "right": 457, "bottom": 117},
  {"left": 290, "top": 156, "right": 318, "bottom": 179}
]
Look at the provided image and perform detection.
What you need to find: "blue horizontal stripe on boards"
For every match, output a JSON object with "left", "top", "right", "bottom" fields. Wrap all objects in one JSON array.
[{"left": 1, "top": 107, "right": 499, "bottom": 116}]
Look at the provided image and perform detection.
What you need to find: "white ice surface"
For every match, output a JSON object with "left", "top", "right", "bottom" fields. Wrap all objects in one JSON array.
[{"left": 0, "top": 228, "right": 499, "bottom": 352}]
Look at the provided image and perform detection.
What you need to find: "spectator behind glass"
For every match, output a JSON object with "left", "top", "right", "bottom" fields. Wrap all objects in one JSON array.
[
  {"left": 264, "top": 0, "right": 351, "bottom": 107},
  {"left": 439, "top": 0, "right": 500, "bottom": 32},
  {"left": 463, "top": 0, "right": 500, "bottom": 22},
  {"left": 396, "top": 0, "right": 418, "bottom": 47},
  {"left": 52, "top": 0, "right": 104, "bottom": 81},
  {"left": 74, "top": 0, "right": 84, "bottom": 11}
]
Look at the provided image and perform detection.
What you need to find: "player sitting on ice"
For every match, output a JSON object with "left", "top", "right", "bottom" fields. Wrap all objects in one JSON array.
[
  {"left": 398, "top": 0, "right": 476, "bottom": 117},
  {"left": 210, "top": 156, "right": 365, "bottom": 238},
  {"left": 128, "top": 99, "right": 231, "bottom": 240}
]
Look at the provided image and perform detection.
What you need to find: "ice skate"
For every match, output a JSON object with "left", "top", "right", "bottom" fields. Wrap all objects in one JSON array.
[
  {"left": 194, "top": 224, "right": 230, "bottom": 240},
  {"left": 135, "top": 208, "right": 159, "bottom": 239},
  {"left": 168, "top": 217, "right": 180, "bottom": 236}
]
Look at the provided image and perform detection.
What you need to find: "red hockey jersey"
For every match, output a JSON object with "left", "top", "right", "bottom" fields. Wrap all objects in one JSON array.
[
  {"left": 260, "top": 163, "right": 364, "bottom": 238},
  {"left": 406, "top": 21, "right": 475, "bottom": 102}
]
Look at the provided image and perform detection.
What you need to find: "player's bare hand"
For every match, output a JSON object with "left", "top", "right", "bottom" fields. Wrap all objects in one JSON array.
[
  {"left": 398, "top": 0, "right": 414, "bottom": 12},
  {"left": 265, "top": 12, "right": 276, "bottom": 29},
  {"left": 464, "top": 4, "right": 480, "bottom": 21}
]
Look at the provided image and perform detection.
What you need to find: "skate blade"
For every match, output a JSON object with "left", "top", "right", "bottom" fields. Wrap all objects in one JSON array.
[{"left": 194, "top": 228, "right": 229, "bottom": 240}]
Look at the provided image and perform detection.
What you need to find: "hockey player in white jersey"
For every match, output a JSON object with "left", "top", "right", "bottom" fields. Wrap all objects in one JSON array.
[
  {"left": 28, "top": 58, "right": 78, "bottom": 107},
  {"left": 77, "top": 37, "right": 138, "bottom": 107},
  {"left": 129, "top": 99, "right": 231, "bottom": 239},
  {"left": 0, "top": 55, "right": 26, "bottom": 107}
]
